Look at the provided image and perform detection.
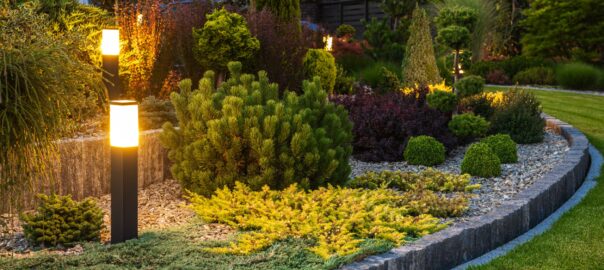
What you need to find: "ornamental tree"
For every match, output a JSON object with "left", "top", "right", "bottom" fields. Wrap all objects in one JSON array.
[
  {"left": 435, "top": 6, "right": 477, "bottom": 84},
  {"left": 192, "top": 8, "right": 259, "bottom": 80},
  {"left": 402, "top": 6, "right": 442, "bottom": 87},
  {"left": 254, "top": 0, "right": 301, "bottom": 22}
]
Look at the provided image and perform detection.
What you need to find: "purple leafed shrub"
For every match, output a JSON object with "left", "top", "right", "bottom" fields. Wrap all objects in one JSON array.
[{"left": 331, "top": 87, "right": 457, "bottom": 162}]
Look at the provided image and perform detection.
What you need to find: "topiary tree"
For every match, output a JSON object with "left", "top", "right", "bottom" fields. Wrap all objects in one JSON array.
[
  {"left": 402, "top": 5, "right": 442, "bottom": 87},
  {"left": 336, "top": 24, "right": 356, "bottom": 39},
  {"left": 404, "top": 135, "right": 446, "bottom": 166},
  {"left": 21, "top": 194, "right": 104, "bottom": 247},
  {"left": 161, "top": 62, "right": 353, "bottom": 197},
  {"left": 303, "top": 49, "right": 337, "bottom": 95},
  {"left": 448, "top": 113, "right": 490, "bottom": 141},
  {"left": 436, "top": 6, "right": 477, "bottom": 84},
  {"left": 192, "top": 8, "right": 260, "bottom": 81},
  {"left": 254, "top": 0, "right": 301, "bottom": 23},
  {"left": 461, "top": 142, "right": 501, "bottom": 177},
  {"left": 454, "top": 75, "right": 485, "bottom": 98}
]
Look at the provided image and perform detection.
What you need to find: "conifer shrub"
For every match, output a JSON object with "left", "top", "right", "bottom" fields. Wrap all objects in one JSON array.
[
  {"left": 139, "top": 96, "right": 177, "bottom": 131},
  {"left": 404, "top": 136, "right": 446, "bottom": 166},
  {"left": 457, "top": 92, "right": 504, "bottom": 119},
  {"left": 161, "top": 62, "right": 353, "bottom": 197},
  {"left": 490, "top": 90, "right": 545, "bottom": 144},
  {"left": 303, "top": 49, "right": 337, "bottom": 94},
  {"left": 448, "top": 113, "right": 489, "bottom": 141},
  {"left": 21, "top": 194, "right": 103, "bottom": 247},
  {"left": 454, "top": 75, "right": 485, "bottom": 98},
  {"left": 376, "top": 66, "right": 401, "bottom": 94},
  {"left": 330, "top": 88, "right": 457, "bottom": 162},
  {"left": 461, "top": 143, "right": 501, "bottom": 177},
  {"left": 336, "top": 24, "right": 356, "bottom": 38},
  {"left": 481, "top": 134, "right": 518, "bottom": 163},
  {"left": 348, "top": 169, "right": 479, "bottom": 192},
  {"left": 402, "top": 6, "right": 442, "bottom": 87},
  {"left": 427, "top": 90, "right": 458, "bottom": 112}
]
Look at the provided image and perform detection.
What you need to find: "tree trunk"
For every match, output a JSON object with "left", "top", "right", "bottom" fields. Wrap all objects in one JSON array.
[{"left": 453, "top": 48, "right": 460, "bottom": 86}]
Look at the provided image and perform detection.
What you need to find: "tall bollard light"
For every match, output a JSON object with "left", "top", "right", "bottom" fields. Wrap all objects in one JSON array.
[{"left": 109, "top": 100, "right": 139, "bottom": 244}]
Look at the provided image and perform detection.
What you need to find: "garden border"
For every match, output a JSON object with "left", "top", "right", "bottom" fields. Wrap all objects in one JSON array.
[{"left": 342, "top": 115, "right": 591, "bottom": 270}]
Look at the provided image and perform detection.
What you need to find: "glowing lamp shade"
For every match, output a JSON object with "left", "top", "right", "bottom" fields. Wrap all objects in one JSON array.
[
  {"left": 101, "top": 29, "right": 120, "bottom": 55},
  {"left": 323, "top": 35, "right": 333, "bottom": 52},
  {"left": 110, "top": 100, "right": 139, "bottom": 148}
]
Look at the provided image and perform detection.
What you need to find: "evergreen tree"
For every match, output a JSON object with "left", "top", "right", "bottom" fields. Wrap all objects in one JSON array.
[
  {"left": 436, "top": 6, "right": 477, "bottom": 84},
  {"left": 255, "top": 0, "right": 300, "bottom": 22},
  {"left": 402, "top": 6, "right": 442, "bottom": 87},
  {"left": 161, "top": 62, "right": 353, "bottom": 197}
]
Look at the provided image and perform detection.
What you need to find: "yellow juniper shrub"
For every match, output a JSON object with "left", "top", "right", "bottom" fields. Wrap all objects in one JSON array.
[
  {"left": 482, "top": 91, "right": 505, "bottom": 107},
  {"left": 187, "top": 169, "right": 478, "bottom": 259},
  {"left": 401, "top": 81, "right": 453, "bottom": 96}
]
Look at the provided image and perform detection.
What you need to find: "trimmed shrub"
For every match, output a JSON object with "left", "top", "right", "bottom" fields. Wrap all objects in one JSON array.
[
  {"left": 303, "top": 48, "right": 337, "bottom": 94},
  {"left": 336, "top": 24, "right": 356, "bottom": 38},
  {"left": 455, "top": 75, "right": 485, "bottom": 98},
  {"left": 448, "top": 113, "right": 489, "bottom": 140},
  {"left": 513, "top": 67, "right": 556, "bottom": 86},
  {"left": 404, "top": 136, "right": 446, "bottom": 166},
  {"left": 161, "top": 62, "right": 353, "bottom": 197},
  {"left": 556, "top": 62, "right": 601, "bottom": 90},
  {"left": 331, "top": 87, "right": 457, "bottom": 162},
  {"left": 21, "top": 194, "right": 103, "bottom": 247},
  {"left": 481, "top": 134, "right": 518, "bottom": 163},
  {"left": 490, "top": 90, "right": 545, "bottom": 144},
  {"left": 461, "top": 143, "right": 501, "bottom": 177},
  {"left": 427, "top": 90, "right": 458, "bottom": 112}
]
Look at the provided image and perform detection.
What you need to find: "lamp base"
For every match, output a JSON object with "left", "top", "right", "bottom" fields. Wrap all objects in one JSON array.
[{"left": 111, "top": 146, "right": 138, "bottom": 244}]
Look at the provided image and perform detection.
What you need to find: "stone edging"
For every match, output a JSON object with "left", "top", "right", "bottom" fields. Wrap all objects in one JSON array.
[{"left": 342, "top": 116, "right": 591, "bottom": 270}]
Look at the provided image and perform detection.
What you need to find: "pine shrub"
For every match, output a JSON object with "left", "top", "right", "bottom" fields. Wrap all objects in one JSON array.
[
  {"left": 455, "top": 75, "right": 485, "bottom": 98},
  {"left": 448, "top": 113, "right": 489, "bottom": 141},
  {"left": 481, "top": 134, "right": 518, "bottom": 163},
  {"left": 161, "top": 62, "right": 352, "bottom": 197},
  {"left": 490, "top": 90, "right": 545, "bottom": 144},
  {"left": 461, "top": 143, "right": 501, "bottom": 177},
  {"left": 404, "top": 136, "right": 446, "bottom": 166},
  {"left": 21, "top": 194, "right": 103, "bottom": 247},
  {"left": 303, "top": 49, "right": 337, "bottom": 94},
  {"left": 427, "top": 90, "right": 458, "bottom": 112}
]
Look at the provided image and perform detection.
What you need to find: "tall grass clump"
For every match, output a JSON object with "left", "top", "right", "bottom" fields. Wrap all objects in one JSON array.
[{"left": 556, "top": 62, "right": 602, "bottom": 90}]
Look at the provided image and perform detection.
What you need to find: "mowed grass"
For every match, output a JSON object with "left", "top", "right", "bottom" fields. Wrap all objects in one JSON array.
[{"left": 472, "top": 87, "right": 604, "bottom": 269}]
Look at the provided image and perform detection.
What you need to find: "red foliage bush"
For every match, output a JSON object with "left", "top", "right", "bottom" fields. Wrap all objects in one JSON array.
[
  {"left": 330, "top": 88, "right": 458, "bottom": 162},
  {"left": 332, "top": 38, "right": 365, "bottom": 59},
  {"left": 485, "top": 69, "right": 511, "bottom": 85}
]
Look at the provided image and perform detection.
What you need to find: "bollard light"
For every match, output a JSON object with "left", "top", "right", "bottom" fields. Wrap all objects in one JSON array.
[
  {"left": 323, "top": 35, "right": 333, "bottom": 52},
  {"left": 101, "top": 29, "right": 122, "bottom": 99},
  {"left": 110, "top": 100, "right": 139, "bottom": 244}
]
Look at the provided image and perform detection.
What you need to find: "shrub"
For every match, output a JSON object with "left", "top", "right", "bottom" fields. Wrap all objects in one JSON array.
[
  {"left": 490, "top": 90, "right": 545, "bottom": 144},
  {"left": 556, "top": 62, "right": 601, "bottom": 90},
  {"left": 512, "top": 67, "right": 556, "bottom": 86},
  {"left": 376, "top": 67, "right": 401, "bottom": 94},
  {"left": 331, "top": 88, "right": 457, "bottom": 162},
  {"left": 188, "top": 182, "right": 448, "bottom": 259},
  {"left": 455, "top": 75, "right": 485, "bottom": 98},
  {"left": 402, "top": 6, "right": 442, "bottom": 87},
  {"left": 192, "top": 8, "right": 260, "bottom": 77},
  {"left": 303, "top": 49, "right": 337, "bottom": 94},
  {"left": 404, "top": 136, "right": 446, "bottom": 166},
  {"left": 334, "top": 65, "right": 356, "bottom": 95},
  {"left": 448, "top": 113, "right": 489, "bottom": 140},
  {"left": 139, "top": 96, "right": 177, "bottom": 131},
  {"left": 363, "top": 17, "right": 407, "bottom": 62},
  {"left": 161, "top": 62, "right": 352, "bottom": 197},
  {"left": 458, "top": 94, "right": 496, "bottom": 119},
  {"left": 485, "top": 69, "right": 511, "bottom": 85},
  {"left": 348, "top": 169, "right": 480, "bottom": 193},
  {"left": 336, "top": 24, "right": 356, "bottom": 38},
  {"left": 21, "top": 194, "right": 103, "bottom": 247},
  {"left": 481, "top": 134, "right": 518, "bottom": 163},
  {"left": 461, "top": 143, "right": 501, "bottom": 177},
  {"left": 357, "top": 61, "right": 402, "bottom": 89},
  {"left": 427, "top": 90, "right": 458, "bottom": 112}
]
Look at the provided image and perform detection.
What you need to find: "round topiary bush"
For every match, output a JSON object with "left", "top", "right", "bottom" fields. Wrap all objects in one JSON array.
[
  {"left": 303, "top": 48, "right": 337, "bottom": 94},
  {"left": 404, "top": 136, "right": 446, "bottom": 166},
  {"left": 448, "top": 113, "right": 490, "bottom": 140},
  {"left": 461, "top": 142, "right": 501, "bottom": 177},
  {"left": 481, "top": 134, "right": 518, "bottom": 163},
  {"left": 455, "top": 75, "right": 485, "bottom": 98},
  {"left": 427, "top": 90, "right": 458, "bottom": 112}
]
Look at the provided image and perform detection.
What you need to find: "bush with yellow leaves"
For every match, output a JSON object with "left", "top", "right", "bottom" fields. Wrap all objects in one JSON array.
[{"left": 187, "top": 169, "right": 478, "bottom": 260}]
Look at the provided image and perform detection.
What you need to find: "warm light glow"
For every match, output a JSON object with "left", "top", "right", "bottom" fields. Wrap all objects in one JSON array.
[
  {"left": 323, "top": 35, "right": 333, "bottom": 52},
  {"left": 110, "top": 100, "right": 139, "bottom": 147},
  {"left": 101, "top": 29, "right": 120, "bottom": 55},
  {"left": 137, "top": 14, "right": 143, "bottom": 25}
]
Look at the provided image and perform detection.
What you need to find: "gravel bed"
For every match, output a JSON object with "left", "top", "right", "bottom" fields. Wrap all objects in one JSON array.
[{"left": 351, "top": 129, "right": 569, "bottom": 221}]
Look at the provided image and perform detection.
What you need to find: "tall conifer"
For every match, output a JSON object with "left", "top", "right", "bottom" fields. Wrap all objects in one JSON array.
[{"left": 402, "top": 5, "right": 442, "bottom": 87}]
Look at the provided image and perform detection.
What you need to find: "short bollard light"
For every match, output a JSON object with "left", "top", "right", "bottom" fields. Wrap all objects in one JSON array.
[
  {"left": 101, "top": 29, "right": 121, "bottom": 99},
  {"left": 110, "top": 100, "right": 139, "bottom": 244}
]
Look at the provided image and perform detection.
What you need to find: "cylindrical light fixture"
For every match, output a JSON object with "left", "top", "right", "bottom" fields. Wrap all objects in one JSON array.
[
  {"left": 110, "top": 100, "right": 139, "bottom": 244},
  {"left": 102, "top": 29, "right": 121, "bottom": 99}
]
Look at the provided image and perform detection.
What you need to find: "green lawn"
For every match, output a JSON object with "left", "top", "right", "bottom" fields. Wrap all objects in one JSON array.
[{"left": 471, "top": 87, "right": 604, "bottom": 269}]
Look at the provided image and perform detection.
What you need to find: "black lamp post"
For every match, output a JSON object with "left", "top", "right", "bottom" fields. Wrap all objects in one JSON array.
[{"left": 102, "top": 29, "right": 139, "bottom": 244}]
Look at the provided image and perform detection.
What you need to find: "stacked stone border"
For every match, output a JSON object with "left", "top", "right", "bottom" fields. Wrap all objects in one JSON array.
[{"left": 342, "top": 116, "right": 591, "bottom": 270}]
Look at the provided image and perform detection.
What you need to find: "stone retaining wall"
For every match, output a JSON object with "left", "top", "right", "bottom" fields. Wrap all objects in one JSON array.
[
  {"left": 1, "top": 130, "right": 170, "bottom": 213},
  {"left": 342, "top": 116, "right": 591, "bottom": 270}
]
